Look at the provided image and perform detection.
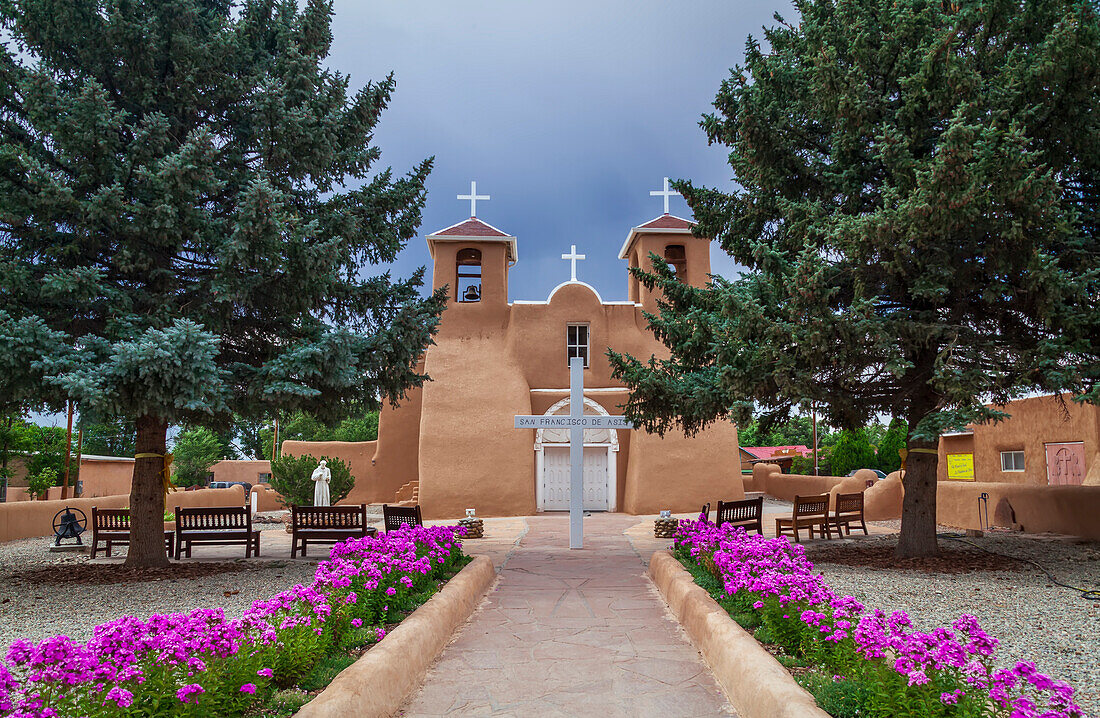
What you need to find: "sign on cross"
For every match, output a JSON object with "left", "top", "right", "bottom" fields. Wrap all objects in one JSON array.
[{"left": 513, "top": 357, "right": 634, "bottom": 549}]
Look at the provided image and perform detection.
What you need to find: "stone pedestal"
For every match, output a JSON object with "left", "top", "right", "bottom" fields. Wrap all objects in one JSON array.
[
  {"left": 458, "top": 517, "right": 484, "bottom": 539},
  {"left": 653, "top": 518, "right": 679, "bottom": 538}
]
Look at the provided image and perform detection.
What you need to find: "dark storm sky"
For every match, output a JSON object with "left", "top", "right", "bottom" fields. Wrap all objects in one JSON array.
[{"left": 329, "top": 0, "right": 785, "bottom": 301}]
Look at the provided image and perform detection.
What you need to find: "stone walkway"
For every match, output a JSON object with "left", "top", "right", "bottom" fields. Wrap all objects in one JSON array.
[{"left": 399, "top": 514, "right": 736, "bottom": 717}]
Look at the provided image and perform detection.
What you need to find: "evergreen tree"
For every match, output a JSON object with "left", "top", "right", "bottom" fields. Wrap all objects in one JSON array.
[
  {"left": 827, "top": 429, "right": 877, "bottom": 477},
  {"left": 610, "top": 0, "right": 1100, "bottom": 556},
  {"left": 0, "top": 0, "right": 446, "bottom": 566},
  {"left": 876, "top": 419, "right": 908, "bottom": 475},
  {"left": 172, "top": 426, "right": 223, "bottom": 487},
  {"left": 79, "top": 417, "right": 136, "bottom": 457}
]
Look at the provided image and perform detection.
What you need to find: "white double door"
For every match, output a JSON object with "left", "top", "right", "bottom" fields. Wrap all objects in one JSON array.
[{"left": 541, "top": 446, "right": 609, "bottom": 511}]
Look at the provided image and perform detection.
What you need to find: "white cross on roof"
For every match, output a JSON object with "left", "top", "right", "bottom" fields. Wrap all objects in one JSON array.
[
  {"left": 457, "top": 180, "right": 490, "bottom": 217},
  {"left": 561, "top": 244, "right": 586, "bottom": 282},
  {"left": 650, "top": 176, "right": 682, "bottom": 215}
]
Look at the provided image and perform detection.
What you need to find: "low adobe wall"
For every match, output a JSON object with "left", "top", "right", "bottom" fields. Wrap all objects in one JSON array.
[
  {"left": 937, "top": 482, "right": 1100, "bottom": 540},
  {"left": 250, "top": 485, "right": 285, "bottom": 512},
  {"left": 295, "top": 555, "right": 496, "bottom": 717},
  {"left": 750, "top": 464, "right": 903, "bottom": 519},
  {"left": 0, "top": 486, "right": 246, "bottom": 543},
  {"left": 648, "top": 551, "right": 829, "bottom": 718},
  {"left": 212, "top": 459, "right": 272, "bottom": 485}
]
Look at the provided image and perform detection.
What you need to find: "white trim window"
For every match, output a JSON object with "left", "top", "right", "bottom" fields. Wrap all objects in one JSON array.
[
  {"left": 566, "top": 324, "right": 589, "bottom": 368},
  {"left": 1000, "top": 451, "right": 1025, "bottom": 472}
]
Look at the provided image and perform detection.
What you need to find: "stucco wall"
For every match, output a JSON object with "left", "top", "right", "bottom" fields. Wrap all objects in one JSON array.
[
  {"left": 211, "top": 459, "right": 271, "bottom": 485},
  {"left": 937, "top": 395, "right": 1100, "bottom": 485},
  {"left": 0, "top": 486, "right": 246, "bottom": 543},
  {"left": 937, "top": 481, "right": 1100, "bottom": 540}
]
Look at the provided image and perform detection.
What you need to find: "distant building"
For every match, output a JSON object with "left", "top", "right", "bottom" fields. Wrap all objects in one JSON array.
[
  {"left": 739, "top": 446, "right": 812, "bottom": 474},
  {"left": 937, "top": 394, "right": 1099, "bottom": 486}
]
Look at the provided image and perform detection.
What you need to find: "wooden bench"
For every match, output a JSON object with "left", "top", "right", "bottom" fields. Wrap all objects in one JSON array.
[
  {"left": 831, "top": 492, "right": 869, "bottom": 536},
  {"left": 90, "top": 507, "right": 173, "bottom": 559},
  {"left": 290, "top": 504, "right": 376, "bottom": 558},
  {"left": 383, "top": 504, "right": 423, "bottom": 533},
  {"left": 716, "top": 497, "right": 764, "bottom": 535},
  {"left": 174, "top": 506, "right": 260, "bottom": 559},
  {"left": 775, "top": 494, "right": 832, "bottom": 543}
]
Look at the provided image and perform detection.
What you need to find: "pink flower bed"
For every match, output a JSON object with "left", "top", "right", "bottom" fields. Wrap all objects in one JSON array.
[
  {"left": 0, "top": 524, "right": 466, "bottom": 717},
  {"left": 673, "top": 517, "right": 1082, "bottom": 718}
]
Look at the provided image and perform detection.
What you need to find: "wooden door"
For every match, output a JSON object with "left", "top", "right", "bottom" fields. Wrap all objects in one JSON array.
[
  {"left": 541, "top": 447, "right": 609, "bottom": 511},
  {"left": 1045, "top": 443, "right": 1085, "bottom": 486}
]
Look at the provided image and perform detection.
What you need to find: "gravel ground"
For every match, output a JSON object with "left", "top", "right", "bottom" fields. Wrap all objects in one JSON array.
[
  {"left": 816, "top": 529, "right": 1100, "bottom": 717},
  {"left": 0, "top": 529, "right": 318, "bottom": 649}
]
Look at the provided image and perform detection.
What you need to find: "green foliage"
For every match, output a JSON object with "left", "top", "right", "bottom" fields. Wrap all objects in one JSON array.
[
  {"left": 260, "top": 410, "right": 380, "bottom": 459},
  {"left": 608, "top": 0, "right": 1100, "bottom": 554},
  {"left": 256, "top": 689, "right": 312, "bottom": 718},
  {"left": 0, "top": 0, "right": 447, "bottom": 563},
  {"left": 828, "top": 429, "right": 878, "bottom": 477},
  {"left": 26, "top": 466, "right": 57, "bottom": 499},
  {"left": 79, "top": 417, "right": 136, "bottom": 457},
  {"left": 172, "top": 427, "right": 224, "bottom": 487},
  {"left": 0, "top": 414, "right": 34, "bottom": 480},
  {"left": 876, "top": 419, "right": 908, "bottom": 475},
  {"left": 297, "top": 652, "right": 357, "bottom": 693},
  {"left": 269, "top": 454, "right": 354, "bottom": 507},
  {"left": 797, "top": 673, "right": 874, "bottom": 718}
]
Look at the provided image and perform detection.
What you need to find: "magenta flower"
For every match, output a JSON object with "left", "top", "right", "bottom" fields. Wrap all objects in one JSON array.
[
  {"left": 177, "top": 683, "right": 205, "bottom": 703},
  {"left": 240, "top": 682, "right": 257, "bottom": 694}
]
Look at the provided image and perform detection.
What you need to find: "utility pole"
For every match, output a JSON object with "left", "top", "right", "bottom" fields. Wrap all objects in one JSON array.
[
  {"left": 61, "top": 401, "right": 74, "bottom": 499},
  {"left": 812, "top": 405, "right": 819, "bottom": 476}
]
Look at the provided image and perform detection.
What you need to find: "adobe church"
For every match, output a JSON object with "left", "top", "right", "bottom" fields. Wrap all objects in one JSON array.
[{"left": 285, "top": 181, "right": 744, "bottom": 518}]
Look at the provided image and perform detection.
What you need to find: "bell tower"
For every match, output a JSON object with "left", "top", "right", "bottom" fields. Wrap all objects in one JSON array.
[
  {"left": 425, "top": 181, "right": 517, "bottom": 308},
  {"left": 618, "top": 178, "right": 710, "bottom": 314}
]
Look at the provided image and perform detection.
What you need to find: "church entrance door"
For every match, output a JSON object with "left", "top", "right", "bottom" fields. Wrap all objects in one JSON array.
[{"left": 542, "top": 446, "right": 609, "bottom": 511}]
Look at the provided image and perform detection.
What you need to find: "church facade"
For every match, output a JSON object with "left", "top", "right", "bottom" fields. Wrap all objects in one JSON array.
[{"left": 285, "top": 189, "right": 743, "bottom": 518}]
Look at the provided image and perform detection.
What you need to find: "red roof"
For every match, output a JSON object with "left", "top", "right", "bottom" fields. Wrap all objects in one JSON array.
[
  {"left": 637, "top": 214, "right": 694, "bottom": 231},
  {"left": 430, "top": 217, "right": 511, "bottom": 237},
  {"left": 741, "top": 445, "right": 812, "bottom": 460}
]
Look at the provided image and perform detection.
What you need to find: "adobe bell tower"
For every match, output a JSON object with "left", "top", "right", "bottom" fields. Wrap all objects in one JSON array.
[
  {"left": 425, "top": 181, "right": 516, "bottom": 308},
  {"left": 618, "top": 177, "right": 711, "bottom": 314}
]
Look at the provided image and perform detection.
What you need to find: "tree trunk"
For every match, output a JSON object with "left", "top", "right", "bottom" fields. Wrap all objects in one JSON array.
[
  {"left": 125, "top": 415, "right": 170, "bottom": 568},
  {"left": 896, "top": 431, "right": 940, "bottom": 558}
]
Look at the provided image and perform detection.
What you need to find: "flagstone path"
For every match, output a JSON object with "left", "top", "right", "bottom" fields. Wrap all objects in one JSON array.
[{"left": 399, "top": 514, "right": 736, "bottom": 717}]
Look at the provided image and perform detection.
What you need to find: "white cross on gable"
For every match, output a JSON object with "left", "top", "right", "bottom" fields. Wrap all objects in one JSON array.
[
  {"left": 457, "top": 180, "right": 490, "bottom": 217},
  {"left": 561, "top": 244, "right": 586, "bottom": 282},
  {"left": 650, "top": 176, "right": 682, "bottom": 215}
]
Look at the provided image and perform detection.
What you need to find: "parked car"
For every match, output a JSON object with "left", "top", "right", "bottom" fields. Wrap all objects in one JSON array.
[
  {"left": 210, "top": 480, "right": 253, "bottom": 494},
  {"left": 847, "top": 469, "right": 887, "bottom": 480}
]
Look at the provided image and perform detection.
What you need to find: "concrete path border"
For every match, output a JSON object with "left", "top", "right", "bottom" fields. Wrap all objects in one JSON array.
[
  {"left": 648, "top": 550, "right": 829, "bottom": 718},
  {"left": 295, "top": 554, "right": 497, "bottom": 718}
]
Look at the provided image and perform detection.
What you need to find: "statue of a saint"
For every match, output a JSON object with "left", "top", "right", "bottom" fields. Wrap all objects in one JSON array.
[{"left": 311, "top": 459, "right": 331, "bottom": 507}]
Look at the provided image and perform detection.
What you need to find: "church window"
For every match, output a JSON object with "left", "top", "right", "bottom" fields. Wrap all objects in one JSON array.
[
  {"left": 566, "top": 324, "right": 589, "bottom": 368},
  {"left": 1000, "top": 451, "right": 1025, "bottom": 472},
  {"left": 456, "top": 248, "right": 482, "bottom": 302},
  {"left": 664, "top": 244, "right": 687, "bottom": 280}
]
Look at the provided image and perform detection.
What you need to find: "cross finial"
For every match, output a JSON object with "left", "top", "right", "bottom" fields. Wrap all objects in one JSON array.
[
  {"left": 650, "top": 176, "right": 682, "bottom": 215},
  {"left": 457, "top": 180, "right": 490, "bottom": 217},
  {"left": 561, "top": 244, "right": 586, "bottom": 283}
]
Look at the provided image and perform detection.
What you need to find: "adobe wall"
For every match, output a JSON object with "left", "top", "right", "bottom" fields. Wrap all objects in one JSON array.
[
  {"left": 79, "top": 459, "right": 134, "bottom": 497},
  {"left": 211, "top": 459, "right": 271, "bottom": 485},
  {"left": 937, "top": 481, "right": 1100, "bottom": 540},
  {"left": 0, "top": 486, "right": 246, "bottom": 543},
  {"left": 938, "top": 395, "right": 1100, "bottom": 485},
  {"left": 622, "top": 423, "right": 743, "bottom": 514},
  {"left": 748, "top": 464, "right": 903, "bottom": 519}
]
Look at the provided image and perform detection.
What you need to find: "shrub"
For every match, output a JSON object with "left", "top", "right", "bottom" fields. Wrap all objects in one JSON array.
[
  {"left": 827, "top": 429, "right": 877, "bottom": 476},
  {"left": 26, "top": 466, "right": 58, "bottom": 499},
  {"left": 173, "top": 427, "right": 224, "bottom": 487},
  {"left": 268, "top": 454, "right": 354, "bottom": 508}
]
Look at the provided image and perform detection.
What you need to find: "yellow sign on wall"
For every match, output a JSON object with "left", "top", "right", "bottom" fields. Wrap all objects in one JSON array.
[{"left": 946, "top": 453, "right": 975, "bottom": 481}]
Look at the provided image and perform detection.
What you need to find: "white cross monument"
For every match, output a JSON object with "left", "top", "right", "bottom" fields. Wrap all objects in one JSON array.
[
  {"left": 561, "top": 244, "right": 586, "bottom": 282},
  {"left": 514, "top": 357, "right": 634, "bottom": 548},
  {"left": 650, "top": 176, "right": 682, "bottom": 215},
  {"left": 458, "top": 180, "right": 490, "bottom": 217}
]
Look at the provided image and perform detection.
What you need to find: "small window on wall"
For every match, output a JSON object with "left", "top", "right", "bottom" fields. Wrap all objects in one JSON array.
[
  {"left": 567, "top": 324, "right": 589, "bottom": 368},
  {"left": 664, "top": 244, "right": 687, "bottom": 280},
  {"left": 257, "top": 473, "right": 271, "bottom": 483},
  {"left": 456, "top": 248, "right": 482, "bottom": 302},
  {"left": 1000, "top": 451, "right": 1025, "bottom": 472}
]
